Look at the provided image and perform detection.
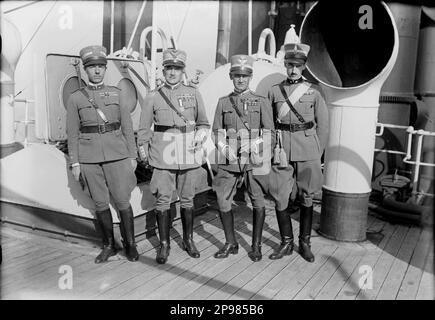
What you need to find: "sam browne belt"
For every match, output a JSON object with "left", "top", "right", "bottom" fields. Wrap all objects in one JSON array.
[
  {"left": 80, "top": 122, "right": 120, "bottom": 133},
  {"left": 154, "top": 124, "right": 195, "bottom": 133},
  {"left": 276, "top": 121, "right": 314, "bottom": 132}
]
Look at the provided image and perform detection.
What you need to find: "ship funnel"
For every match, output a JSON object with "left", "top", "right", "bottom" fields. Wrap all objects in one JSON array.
[
  {"left": 0, "top": 14, "right": 22, "bottom": 147},
  {"left": 300, "top": 1, "right": 399, "bottom": 241}
]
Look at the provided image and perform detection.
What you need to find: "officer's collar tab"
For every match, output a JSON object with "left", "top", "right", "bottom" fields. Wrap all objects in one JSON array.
[
  {"left": 164, "top": 81, "right": 182, "bottom": 90},
  {"left": 286, "top": 77, "right": 303, "bottom": 85},
  {"left": 88, "top": 82, "right": 105, "bottom": 90},
  {"left": 232, "top": 88, "right": 250, "bottom": 96}
]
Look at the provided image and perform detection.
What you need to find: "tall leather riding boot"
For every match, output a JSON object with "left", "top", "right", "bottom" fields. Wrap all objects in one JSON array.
[
  {"left": 299, "top": 205, "right": 315, "bottom": 262},
  {"left": 95, "top": 209, "right": 118, "bottom": 264},
  {"left": 180, "top": 207, "right": 200, "bottom": 258},
  {"left": 156, "top": 209, "right": 171, "bottom": 264},
  {"left": 214, "top": 210, "right": 239, "bottom": 259},
  {"left": 119, "top": 205, "right": 139, "bottom": 262},
  {"left": 248, "top": 207, "right": 266, "bottom": 262},
  {"left": 269, "top": 208, "right": 294, "bottom": 260}
]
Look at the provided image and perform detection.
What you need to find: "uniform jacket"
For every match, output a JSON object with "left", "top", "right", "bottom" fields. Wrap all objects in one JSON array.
[
  {"left": 212, "top": 90, "right": 275, "bottom": 173},
  {"left": 137, "top": 82, "right": 210, "bottom": 170},
  {"left": 268, "top": 79, "right": 328, "bottom": 162},
  {"left": 66, "top": 84, "right": 137, "bottom": 164}
]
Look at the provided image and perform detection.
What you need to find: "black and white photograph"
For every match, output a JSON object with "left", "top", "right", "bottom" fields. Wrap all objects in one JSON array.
[{"left": 0, "top": 0, "right": 434, "bottom": 303}]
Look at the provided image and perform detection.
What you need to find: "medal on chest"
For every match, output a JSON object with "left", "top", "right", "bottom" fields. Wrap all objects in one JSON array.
[
  {"left": 243, "top": 100, "right": 248, "bottom": 116},
  {"left": 177, "top": 97, "right": 185, "bottom": 111}
]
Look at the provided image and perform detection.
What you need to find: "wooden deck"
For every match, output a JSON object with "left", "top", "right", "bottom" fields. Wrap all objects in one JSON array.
[{"left": 1, "top": 198, "right": 434, "bottom": 300}]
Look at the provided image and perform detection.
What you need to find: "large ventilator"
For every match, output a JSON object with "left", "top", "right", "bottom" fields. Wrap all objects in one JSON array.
[
  {"left": 0, "top": 14, "right": 22, "bottom": 146},
  {"left": 300, "top": 2, "right": 399, "bottom": 241}
]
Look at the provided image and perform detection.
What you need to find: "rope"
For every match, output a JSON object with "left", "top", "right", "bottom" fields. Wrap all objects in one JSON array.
[
  {"left": 176, "top": 0, "right": 192, "bottom": 43},
  {"left": 3, "top": 1, "right": 39, "bottom": 14},
  {"left": 21, "top": 1, "right": 57, "bottom": 54}
]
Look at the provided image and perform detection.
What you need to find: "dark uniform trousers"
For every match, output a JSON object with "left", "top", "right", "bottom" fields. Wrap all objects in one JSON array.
[
  {"left": 81, "top": 158, "right": 136, "bottom": 212},
  {"left": 213, "top": 168, "right": 265, "bottom": 212},
  {"left": 267, "top": 160, "right": 322, "bottom": 211},
  {"left": 150, "top": 168, "right": 198, "bottom": 211}
]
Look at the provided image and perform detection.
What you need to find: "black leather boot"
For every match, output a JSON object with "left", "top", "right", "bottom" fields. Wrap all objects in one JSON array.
[
  {"left": 214, "top": 210, "right": 239, "bottom": 259},
  {"left": 119, "top": 206, "right": 139, "bottom": 262},
  {"left": 156, "top": 209, "right": 171, "bottom": 264},
  {"left": 299, "top": 205, "right": 315, "bottom": 262},
  {"left": 180, "top": 207, "right": 200, "bottom": 258},
  {"left": 269, "top": 209, "right": 294, "bottom": 260},
  {"left": 95, "top": 209, "right": 118, "bottom": 264},
  {"left": 248, "top": 207, "right": 266, "bottom": 262}
]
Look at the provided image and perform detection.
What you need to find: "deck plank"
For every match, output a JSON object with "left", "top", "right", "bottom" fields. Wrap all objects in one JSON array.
[
  {"left": 222, "top": 223, "right": 300, "bottom": 300},
  {"left": 137, "top": 213, "right": 277, "bottom": 300},
  {"left": 94, "top": 211, "right": 239, "bottom": 299},
  {"left": 166, "top": 218, "right": 281, "bottom": 300},
  {"left": 1, "top": 247, "right": 63, "bottom": 278},
  {"left": 1, "top": 206, "right": 433, "bottom": 300},
  {"left": 315, "top": 218, "right": 387, "bottom": 300},
  {"left": 273, "top": 245, "right": 338, "bottom": 300},
  {"left": 397, "top": 228, "right": 433, "bottom": 300},
  {"left": 415, "top": 241, "right": 434, "bottom": 300},
  {"left": 376, "top": 226, "right": 422, "bottom": 300},
  {"left": 293, "top": 246, "right": 352, "bottom": 300},
  {"left": 2, "top": 251, "right": 82, "bottom": 298},
  {"left": 355, "top": 225, "right": 409, "bottom": 300},
  {"left": 250, "top": 241, "right": 325, "bottom": 300},
  {"left": 335, "top": 221, "right": 398, "bottom": 300}
]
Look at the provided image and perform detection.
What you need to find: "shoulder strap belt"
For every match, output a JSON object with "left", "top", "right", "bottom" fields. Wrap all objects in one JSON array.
[
  {"left": 278, "top": 83, "right": 310, "bottom": 124},
  {"left": 229, "top": 96, "right": 250, "bottom": 131},
  {"left": 158, "top": 89, "right": 193, "bottom": 125},
  {"left": 80, "top": 89, "right": 109, "bottom": 124}
]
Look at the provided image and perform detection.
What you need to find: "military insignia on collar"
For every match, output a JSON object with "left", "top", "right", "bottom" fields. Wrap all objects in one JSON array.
[{"left": 306, "top": 89, "right": 314, "bottom": 95}]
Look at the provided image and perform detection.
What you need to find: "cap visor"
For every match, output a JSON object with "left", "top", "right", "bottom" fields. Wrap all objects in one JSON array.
[
  {"left": 163, "top": 61, "right": 185, "bottom": 68},
  {"left": 230, "top": 68, "right": 252, "bottom": 76},
  {"left": 84, "top": 58, "right": 107, "bottom": 67}
]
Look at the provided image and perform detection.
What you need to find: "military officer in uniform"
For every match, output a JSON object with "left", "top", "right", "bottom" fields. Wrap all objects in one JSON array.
[
  {"left": 212, "top": 55, "right": 274, "bottom": 262},
  {"left": 267, "top": 26, "right": 328, "bottom": 262},
  {"left": 137, "top": 49, "right": 210, "bottom": 264},
  {"left": 66, "top": 45, "right": 139, "bottom": 263}
]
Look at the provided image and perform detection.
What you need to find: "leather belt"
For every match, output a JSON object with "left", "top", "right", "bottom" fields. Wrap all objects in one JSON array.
[
  {"left": 80, "top": 122, "right": 120, "bottom": 134},
  {"left": 276, "top": 121, "right": 314, "bottom": 132},
  {"left": 154, "top": 125, "right": 195, "bottom": 133}
]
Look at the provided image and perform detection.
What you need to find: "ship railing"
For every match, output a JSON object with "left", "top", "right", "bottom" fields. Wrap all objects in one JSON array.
[{"left": 375, "top": 122, "right": 435, "bottom": 197}]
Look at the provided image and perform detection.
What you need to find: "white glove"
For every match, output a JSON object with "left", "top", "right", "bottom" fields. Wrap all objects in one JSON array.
[
  {"left": 218, "top": 141, "right": 237, "bottom": 162},
  {"left": 191, "top": 128, "right": 208, "bottom": 150},
  {"left": 240, "top": 137, "right": 262, "bottom": 154},
  {"left": 131, "top": 158, "right": 137, "bottom": 171},
  {"left": 71, "top": 164, "right": 80, "bottom": 181}
]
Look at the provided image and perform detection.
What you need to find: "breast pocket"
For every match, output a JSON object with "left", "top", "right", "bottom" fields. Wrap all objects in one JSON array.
[
  {"left": 299, "top": 95, "right": 315, "bottom": 114},
  {"left": 154, "top": 105, "right": 173, "bottom": 124},
  {"left": 222, "top": 106, "right": 236, "bottom": 128},
  {"left": 78, "top": 105, "right": 96, "bottom": 121},
  {"left": 103, "top": 96, "right": 121, "bottom": 121},
  {"left": 182, "top": 99, "right": 196, "bottom": 121},
  {"left": 249, "top": 105, "right": 261, "bottom": 128}
]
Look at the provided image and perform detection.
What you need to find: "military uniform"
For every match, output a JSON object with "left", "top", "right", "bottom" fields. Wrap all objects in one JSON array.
[
  {"left": 267, "top": 26, "right": 329, "bottom": 262},
  {"left": 137, "top": 49, "right": 210, "bottom": 264},
  {"left": 268, "top": 78, "right": 328, "bottom": 209},
  {"left": 212, "top": 55, "right": 274, "bottom": 262},
  {"left": 66, "top": 45, "right": 139, "bottom": 263}
]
